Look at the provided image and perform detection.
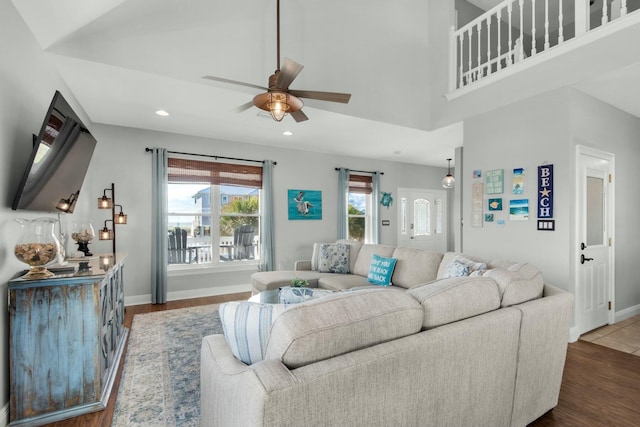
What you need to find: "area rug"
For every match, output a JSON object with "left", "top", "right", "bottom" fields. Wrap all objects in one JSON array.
[{"left": 112, "top": 304, "right": 223, "bottom": 427}]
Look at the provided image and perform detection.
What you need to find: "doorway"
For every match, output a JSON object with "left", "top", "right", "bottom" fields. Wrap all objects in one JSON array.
[
  {"left": 576, "top": 145, "right": 615, "bottom": 335},
  {"left": 397, "top": 188, "right": 447, "bottom": 253}
]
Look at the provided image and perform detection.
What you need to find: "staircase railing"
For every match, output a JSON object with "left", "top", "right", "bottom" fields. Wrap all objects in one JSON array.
[{"left": 449, "top": 0, "right": 631, "bottom": 93}]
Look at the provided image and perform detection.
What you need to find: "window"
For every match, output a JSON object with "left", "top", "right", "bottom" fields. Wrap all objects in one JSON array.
[
  {"left": 347, "top": 174, "right": 373, "bottom": 242},
  {"left": 167, "top": 157, "right": 261, "bottom": 267}
]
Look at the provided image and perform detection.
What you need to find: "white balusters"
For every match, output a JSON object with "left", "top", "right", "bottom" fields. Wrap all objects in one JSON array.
[
  {"left": 622, "top": 0, "right": 628, "bottom": 16},
  {"left": 486, "top": 16, "right": 492, "bottom": 76},
  {"left": 497, "top": 8, "right": 502, "bottom": 70},
  {"left": 518, "top": 0, "right": 525, "bottom": 62},
  {"left": 477, "top": 22, "right": 482, "bottom": 80},
  {"left": 544, "top": 0, "right": 550, "bottom": 50},
  {"left": 602, "top": 0, "right": 609, "bottom": 25},
  {"left": 468, "top": 27, "right": 473, "bottom": 82},
  {"left": 531, "top": 0, "right": 537, "bottom": 56},
  {"left": 508, "top": 2, "right": 513, "bottom": 65},
  {"left": 558, "top": 0, "right": 564, "bottom": 43},
  {"left": 458, "top": 30, "right": 463, "bottom": 89}
]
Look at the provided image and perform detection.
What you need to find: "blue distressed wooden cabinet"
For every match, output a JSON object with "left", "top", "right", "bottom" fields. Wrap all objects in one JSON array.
[{"left": 8, "top": 255, "right": 128, "bottom": 426}]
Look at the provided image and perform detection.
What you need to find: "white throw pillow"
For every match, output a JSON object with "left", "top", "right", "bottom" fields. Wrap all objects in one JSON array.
[
  {"left": 317, "top": 243, "right": 350, "bottom": 273},
  {"left": 219, "top": 302, "right": 288, "bottom": 365}
]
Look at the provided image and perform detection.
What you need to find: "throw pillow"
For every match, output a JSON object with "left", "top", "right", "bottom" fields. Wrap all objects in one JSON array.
[
  {"left": 317, "top": 243, "right": 350, "bottom": 273},
  {"left": 367, "top": 253, "right": 398, "bottom": 286},
  {"left": 219, "top": 302, "right": 288, "bottom": 365},
  {"left": 454, "top": 255, "right": 487, "bottom": 272},
  {"left": 442, "top": 259, "right": 471, "bottom": 278}
]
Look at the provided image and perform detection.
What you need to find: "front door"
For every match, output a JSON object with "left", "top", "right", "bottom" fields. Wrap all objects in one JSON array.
[
  {"left": 576, "top": 146, "right": 615, "bottom": 334},
  {"left": 397, "top": 188, "right": 447, "bottom": 252}
]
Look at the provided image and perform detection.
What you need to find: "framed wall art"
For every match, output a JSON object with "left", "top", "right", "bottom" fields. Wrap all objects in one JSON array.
[{"left": 288, "top": 189, "right": 322, "bottom": 220}]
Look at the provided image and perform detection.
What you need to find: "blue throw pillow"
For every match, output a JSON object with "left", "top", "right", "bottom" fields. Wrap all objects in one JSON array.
[
  {"left": 219, "top": 302, "right": 288, "bottom": 365},
  {"left": 317, "top": 243, "right": 350, "bottom": 273},
  {"left": 367, "top": 254, "right": 397, "bottom": 286}
]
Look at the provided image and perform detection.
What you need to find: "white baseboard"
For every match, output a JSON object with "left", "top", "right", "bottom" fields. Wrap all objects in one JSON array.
[
  {"left": 124, "top": 283, "right": 251, "bottom": 306},
  {"left": 615, "top": 303, "right": 640, "bottom": 323},
  {"left": 0, "top": 402, "right": 9, "bottom": 427}
]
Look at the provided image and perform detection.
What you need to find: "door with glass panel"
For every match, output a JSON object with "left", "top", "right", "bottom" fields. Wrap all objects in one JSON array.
[
  {"left": 397, "top": 188, "right": 447, "bottom": 252},
  {"left": 577, "top": 147, "right": 614, "bottom": 334}
]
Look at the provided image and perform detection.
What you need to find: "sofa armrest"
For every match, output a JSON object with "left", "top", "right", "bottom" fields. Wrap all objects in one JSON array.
[
  {"left": 294, "top": 260, "right": 312, "bottom": 271},
  {"left": 201, "top": 334, "right": 267, "bottom": 427}
]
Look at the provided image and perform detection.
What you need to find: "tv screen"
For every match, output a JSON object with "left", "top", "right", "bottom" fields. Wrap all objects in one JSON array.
[{"left": 12, "top": 91, "right": 97, "bottom": 213}]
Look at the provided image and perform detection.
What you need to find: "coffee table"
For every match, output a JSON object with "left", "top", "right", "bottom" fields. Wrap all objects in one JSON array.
[{"left": 249, "top": 286, "right": 335, "bottom": 305}]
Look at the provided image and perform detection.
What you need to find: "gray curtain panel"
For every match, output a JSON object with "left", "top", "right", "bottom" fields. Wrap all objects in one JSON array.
[
  {"left": 337, "top": 167, "right": 349, "bottom": 240},
  {"left": 151, "top": 148, "right": 168, "bottom": 304},
  {"left": 261, "top": 160, "right": 276, "bottom": 271},
  {"left": 372, "top": 171, "right": 381, "bottom": 244}
]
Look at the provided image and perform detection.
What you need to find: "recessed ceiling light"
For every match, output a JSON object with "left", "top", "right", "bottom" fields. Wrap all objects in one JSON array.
[
  {"left": 282, "top": 131, "right": 293, "bottom": 136},
  {"left": 155, "top": 110, "right": 169, "bottom": 116}
]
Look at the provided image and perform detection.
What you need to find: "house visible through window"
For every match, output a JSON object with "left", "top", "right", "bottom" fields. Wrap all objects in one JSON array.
[
  {"left": 167, "top": 157, "right": 261, "bottom": 267},
  {"left": 348, "top": 174, "right": 373, "bottom": 242}
]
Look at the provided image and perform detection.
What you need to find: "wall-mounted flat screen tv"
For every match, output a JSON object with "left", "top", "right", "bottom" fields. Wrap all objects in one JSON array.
[{"left": 12, "top": 90, "right": 97, "bottom": 213}]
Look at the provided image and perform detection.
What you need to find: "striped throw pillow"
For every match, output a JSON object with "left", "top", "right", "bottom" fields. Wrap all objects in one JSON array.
[{"left": 219, "top": 302, "right": 288, "bottom": 365}]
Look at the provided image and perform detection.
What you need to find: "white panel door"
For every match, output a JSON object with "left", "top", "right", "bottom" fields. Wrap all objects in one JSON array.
[
  {"left": 577, "top": 147, "right": 614, "bottom": 334},
  {"left": 397, "top": 188, "right": 447, "bottom": 252}
]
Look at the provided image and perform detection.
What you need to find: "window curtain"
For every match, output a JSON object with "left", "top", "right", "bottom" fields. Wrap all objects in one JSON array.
[
  {"left": 261, "top": 160, "right": 276, "bottom": 271},
  {"left": 371, "top": 171, "right": 382, "bottom": 243},
  {"left": 337, "top": 167, "right": 349, "bottom": 240},
  {"left": 151, "top": 148, "right": 168, "bottom": 304}
]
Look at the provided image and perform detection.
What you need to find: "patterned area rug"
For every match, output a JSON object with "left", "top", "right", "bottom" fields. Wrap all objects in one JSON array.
[{"left": 112, "top": 304, "right": 223, "bottom": 427}]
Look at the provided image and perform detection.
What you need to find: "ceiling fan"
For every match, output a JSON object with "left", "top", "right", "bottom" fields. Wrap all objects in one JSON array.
[{"left": 202, "top": 0, "right": 351, "bottom": 122}]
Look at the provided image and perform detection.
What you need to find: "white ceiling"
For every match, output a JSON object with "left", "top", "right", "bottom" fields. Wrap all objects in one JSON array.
[{"left": 11, "top": 0, "right": 640, "bottom": 167}]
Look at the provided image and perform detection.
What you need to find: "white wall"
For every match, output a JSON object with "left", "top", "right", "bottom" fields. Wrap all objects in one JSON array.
[
  {"left": 463, "top": 89, "right": 572, "bottom": 291},
  {"left": 463, "top": 87, "right": 640, "bottom": 328},
  {"left": 84, "top": 124, "right": 448, "bottom": 301},
  {"left": 0, "top": 0, "right": 96, "bottom": 420}
]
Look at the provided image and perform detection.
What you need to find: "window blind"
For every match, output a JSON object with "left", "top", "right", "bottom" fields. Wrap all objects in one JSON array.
[
  {"left": 349, "top": 174, "right": 372, "bottom": 194},
  {"left": 168, "top": 158, "right": 263, "bottom": 188}
]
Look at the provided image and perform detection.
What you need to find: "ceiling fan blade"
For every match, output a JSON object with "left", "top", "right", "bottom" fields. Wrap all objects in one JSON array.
[
  {"left": 276, "top": 58, "right": 304, "bottom": 90},
  {"left": 288, "top": 89, "right": 351, "bottom": 104},
  {"left": 202, "top": 76, "right": 266, "bottom": 91},
  {"left": 234, "top": 101, "right": 255, "bottom": 113},
  {"left": 290, "top": 110, "right": 309, "bottom": 122}
]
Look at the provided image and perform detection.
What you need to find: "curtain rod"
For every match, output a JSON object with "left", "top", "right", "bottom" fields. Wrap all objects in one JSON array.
[
  {"left": 145, "top": 148, "right": 276, "bottom": 165},
  {"left": 335, "top": 167, "right": 384, "bottom": 175}
]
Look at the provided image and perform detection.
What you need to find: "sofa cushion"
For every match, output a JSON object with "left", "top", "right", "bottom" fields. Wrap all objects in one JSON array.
[
  {"left": 318, "top": 273, "right": 371, "bottom": 291},
  {"left": 390, "top": 247, "right": 443, "bottom": 289},
  {"left": 353, "top": 244, "right": 396, "bottom": 277},
  {"left": 264, "top": 289, "right": 423, "bottom": 368},
  {"left": 407, "top": 276, "right": 501, "bottom": 329},
  {"left": 367, "top": 254, "right": 397, "bottom": 286},
  {"left": 219, "top": 302, "right": 288, "bottom": 365},
  {"left": 483, "top": 263, "right": 544, "bottom": 307},
  {"left": 317, "top": 243, "right": 350, "bottom": 273}
]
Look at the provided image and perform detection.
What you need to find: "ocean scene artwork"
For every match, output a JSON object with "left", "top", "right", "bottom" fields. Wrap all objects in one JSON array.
[
  {"left": 288, "top": 189, "right": 322, "bottom": 220},
  {"left": 509, "top": 199, "right": 529, "bottom": 221}
]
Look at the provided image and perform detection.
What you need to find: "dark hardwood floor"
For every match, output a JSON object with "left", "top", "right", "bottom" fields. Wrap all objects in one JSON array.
[{"left": 42, "top": 294, "right": 639, "bottom": 427}]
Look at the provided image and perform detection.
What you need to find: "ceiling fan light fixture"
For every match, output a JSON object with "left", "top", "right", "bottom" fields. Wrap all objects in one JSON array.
[{"left": 253, "top": 91, "right": 303, "bottom": 122}]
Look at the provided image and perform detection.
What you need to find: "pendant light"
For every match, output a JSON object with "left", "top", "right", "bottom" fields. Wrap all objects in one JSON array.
[{"left": 442, "top": 158, "right": 455, "bottom": 189}]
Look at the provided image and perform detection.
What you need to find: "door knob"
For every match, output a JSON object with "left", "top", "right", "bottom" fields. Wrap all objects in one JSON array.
[
  {"left": 581, "top": 242, "right": 587, "bottom": 250},
  {"left": 581, "top": 254, "right": 594, "bottom": 264}
]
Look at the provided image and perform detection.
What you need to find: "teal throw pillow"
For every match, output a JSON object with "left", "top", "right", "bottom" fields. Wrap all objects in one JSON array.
[
  {"left": 367, "top": 254, "right": 397, "bottom": 286},
  {"left": 219, "top": 302, "right": 288, "bottom": 365}
]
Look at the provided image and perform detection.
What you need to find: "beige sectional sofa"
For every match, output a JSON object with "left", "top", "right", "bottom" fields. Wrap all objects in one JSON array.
[{"left": 201, "top": 241, "right": 573, "bottom": 427}]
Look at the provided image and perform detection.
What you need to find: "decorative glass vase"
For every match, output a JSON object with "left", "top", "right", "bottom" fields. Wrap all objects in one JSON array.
[
  {"left": 71, "top": 221, "right": 95, "bottom": 256},
  {"left": 14, "top": 217, "right": 60, "bottom": 279}
]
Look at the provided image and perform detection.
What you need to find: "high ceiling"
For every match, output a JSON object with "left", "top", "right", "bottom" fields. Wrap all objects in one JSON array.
[
  {"left": 12, "top": 0, "right": 462, "bottom": 167},
  {"left": 11, "top": 0, "right": 640, "bottom": 167}
]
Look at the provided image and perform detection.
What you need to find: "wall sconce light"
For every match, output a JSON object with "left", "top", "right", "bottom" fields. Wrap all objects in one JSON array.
[
  {"left": 97, "top": 183, "right": 127, "bottom": 253},
  {"left": 56, "top": 190, "right": 80, "bottom": 213},
  {"left": 441, "top": 158, "right": 455, "bottom": 189}
]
